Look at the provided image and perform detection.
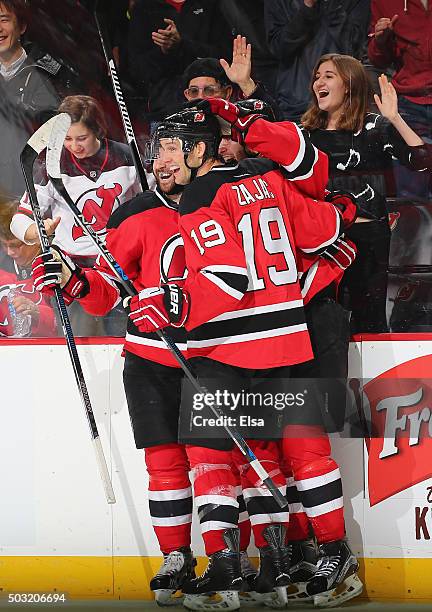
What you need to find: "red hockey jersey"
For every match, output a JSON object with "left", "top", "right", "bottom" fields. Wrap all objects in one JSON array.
[
  {"left": 77, "top": 189, "right": 187, "bottom": 367},
  {"left": 243, "top": 118, "right": 329, "bottom": 201},
  {"left": 243, "top": 119, "right": 357, "bottom": 306},
  {"left": 179, "top": 162, "right": 344, "bottom": 369},
  {"left": 0, "top": 264, "right": 56, "bottom": 337}
]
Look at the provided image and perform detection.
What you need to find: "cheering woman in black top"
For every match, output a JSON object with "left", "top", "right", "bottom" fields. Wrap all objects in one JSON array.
[{"left": 301, "top": 53, "right": 432, "bottom": 332}]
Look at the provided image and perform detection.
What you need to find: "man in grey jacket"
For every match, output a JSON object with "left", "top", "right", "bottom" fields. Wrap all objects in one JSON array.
[
  {"left": 0, "top": 0, "right": 59, "bottom": 198},
  {"left": 265, "top": 0, "right": 370, "bottom": 121}
]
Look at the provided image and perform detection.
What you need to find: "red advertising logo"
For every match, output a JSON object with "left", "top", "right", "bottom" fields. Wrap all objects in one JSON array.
[{"left": 362, "top": 355, "right": 432, "bottom": 506}]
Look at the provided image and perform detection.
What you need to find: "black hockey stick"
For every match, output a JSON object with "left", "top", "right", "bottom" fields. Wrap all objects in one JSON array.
[
  {"left": 93, "top": 2, "right": 149, "bottom": 191},
  {"left": 20, "top": 116, "right": 116, "bottom": 505},
  {"left": 46, "top": 114, "right": 288, "bottom": 509}
]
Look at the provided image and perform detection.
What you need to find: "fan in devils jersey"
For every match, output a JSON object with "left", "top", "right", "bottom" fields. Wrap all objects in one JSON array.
[
  {"left": 0, "top": 200, "right": 55, "bottom": 337},
  {"left": 10, "top": 95, "right": 141, "bottom": 263}
]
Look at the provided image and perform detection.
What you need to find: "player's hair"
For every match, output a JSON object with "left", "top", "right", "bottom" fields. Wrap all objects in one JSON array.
[
  {"left": 301, "top": 54, "right": 373, "bottom": 133},
  {"left": 0, "top": 198, "right": 19, "bottom": 242},
  {"left": 0, "top": 0, "right": 29, "bottom": 28},
  {"left": 58, "top": 95, "right": 108, "bottom": 139}
]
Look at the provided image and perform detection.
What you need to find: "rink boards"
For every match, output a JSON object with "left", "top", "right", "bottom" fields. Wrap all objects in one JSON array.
[{"left": 0, "top": 335, "right": 432, "bottom": 602}]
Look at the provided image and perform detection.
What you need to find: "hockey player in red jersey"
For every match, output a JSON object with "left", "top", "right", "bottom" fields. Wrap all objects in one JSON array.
[
  {"left": 127, "top": 105, "right": 358, "bottom": 610},
  {"left": 205, "top": 98, "right": 363, "bottom": 607},
  {"left": 31, "top": 159, "right": 195, "bottom": 605}
]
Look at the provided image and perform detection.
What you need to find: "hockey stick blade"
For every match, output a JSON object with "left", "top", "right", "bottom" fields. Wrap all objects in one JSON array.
[
  {"left": 46, "top": 119, "right": 287, "bottom": 510},
  {"left": 21, "top": 116, "right": 116, "bottom": 505},
  {"left": 26, "top": 114, "right": 62, "bottom": 155},
  {"left": 44, "top": 113, "right": 71, "bottom": 178}
]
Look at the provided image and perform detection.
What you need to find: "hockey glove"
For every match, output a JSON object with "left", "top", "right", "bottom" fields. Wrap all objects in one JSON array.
[
  {"left": 32, "top": 246, "right": 89, "bottom": 305},
  {"left": 195, "top": 97, "right": 265, "bottom": 144},
  {"left": 127, "top": 284, "right": 189, "bottom": 333},
  {"left": 325, "top": 190, "right": 358, "bottom": 229},
  {"left": 321, "top": 236, "right": 357, "bottom": 270}
]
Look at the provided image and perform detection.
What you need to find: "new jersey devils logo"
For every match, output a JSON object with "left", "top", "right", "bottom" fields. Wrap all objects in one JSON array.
[
  {"left": 72, "top": 183, "right": 123, "bottom": 241},
  {"left": 160, "top": 235, "right": 187, "bottom": 283}
]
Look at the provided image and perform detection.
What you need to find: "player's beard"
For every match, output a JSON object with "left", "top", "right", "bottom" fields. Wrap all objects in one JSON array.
[{"left": 166, "top": 183, "right": 185, "bottom": 195}]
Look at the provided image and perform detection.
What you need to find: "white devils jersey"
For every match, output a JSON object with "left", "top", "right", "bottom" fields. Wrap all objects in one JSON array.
[{"left": 16, "top": 139, "right": 140, "bottom": 257}]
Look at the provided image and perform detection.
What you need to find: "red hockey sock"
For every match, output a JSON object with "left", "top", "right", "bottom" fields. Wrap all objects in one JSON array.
[
  {"left": 145, "top": 443, "right": 192, "bottom": 553},
  {"left": 234, "top": 441, "right": 288, "bottom": 549},
  {"left": 186, "top": 445, "right": 239, "bottom": 555},
  {"left": 282, "top": 427, "right": 345, "bottom": 543}
]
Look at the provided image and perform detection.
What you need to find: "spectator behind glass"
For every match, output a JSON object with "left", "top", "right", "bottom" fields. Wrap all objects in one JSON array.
[
  {"left": 10, "top": 95, "right": 140, "bottom": 336},
  {"left": 182, "top": 36, "right": 280, "bottom": 162},
  {"left": 301, "top": 54, "right": 432, "bottom": 332},
  {"left": 0, "top": 0, "right": 60, "bottom": 198},
  {"left": 368, "top": 1, "right": 432, "bottom": 142},
  {"left": 265, "top": 0, "right": 371, "bottom": 122},
  {"left": 219, "top": 0, "right": 278, "bottom": 94},
  {"left": 127, "top": 0, "right": 232, "bottom": 121},
  {"left": 182, "top": 36, "right": 280, "bottom": 114},
  {"left": 0, "top": 199, "right": 56, "bottom": 338}
]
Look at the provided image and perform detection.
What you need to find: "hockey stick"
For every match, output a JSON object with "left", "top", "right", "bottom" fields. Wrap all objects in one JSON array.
[
  {"left": 93, "top": 2, "right": 149, "bottom": 191},
  {"left": 46, "top": 114, "right": 288, "bottom": 509},
  {"left": 20, "top": 116, "right": 116, "bottom": 505}
]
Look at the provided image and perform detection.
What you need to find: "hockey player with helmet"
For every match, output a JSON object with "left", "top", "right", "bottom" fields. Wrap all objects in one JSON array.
[
  {"left": 129, "top": 104, "right": 358, "bottom": 610},
  {"left": 206, "top": 97, "right": 363, "bottom": 608},
  {"left": 31, "top": 159, "right": 196, "bottom": 605}
]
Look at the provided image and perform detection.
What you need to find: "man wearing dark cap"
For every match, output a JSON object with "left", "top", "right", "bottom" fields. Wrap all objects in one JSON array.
[{"left": 182, "top": 36, "right": 280, "bottom": 116}]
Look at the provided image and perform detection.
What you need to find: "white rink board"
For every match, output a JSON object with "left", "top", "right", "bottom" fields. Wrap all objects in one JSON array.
[{"left": 0, "top": 339, "right": 431, "bottom": 560}]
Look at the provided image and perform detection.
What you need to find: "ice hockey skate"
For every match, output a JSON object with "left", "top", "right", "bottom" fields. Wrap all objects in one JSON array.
[
  {"left": 305, "top": 539, "right": 363, "bottom": 608},
  {"left": 251, "top": 525, "right": 291, "bottom": 608},
  {"left": 238, "top": 550, "right": 261, "bottom": 607},
  {"left": 182, "top": 528, "right": 243, "bottom": 611},
  {"left": 150, "top": 547, "right": 197, "bottom": 606},
  {"left": 285, "top": 539, "right": 317, "bottom": 604}
]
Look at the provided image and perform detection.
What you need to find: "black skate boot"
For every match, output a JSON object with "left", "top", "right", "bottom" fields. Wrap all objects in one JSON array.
[
  {"left": 286, "top": 539, "right": 318, "bottom": 603},
  {"left": 182, "top": 528, "right": 243, "bottom": 611},
  {"left": 150, "top": 547, "right": 197, "bottom": 606},
  {"left": 238, "top": 550, "right": 260, "bottom": 607},
  {"left": 252, "top": 524, "right": 291, "bottom": 608},
  {"left": 306, "top": 539, "right": 363, "bottom": 608}
]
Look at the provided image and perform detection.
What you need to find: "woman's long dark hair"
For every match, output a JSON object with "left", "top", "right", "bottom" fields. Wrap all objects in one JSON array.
[{"left": 301, "top": 54, "right": 373, "bottom": 133}]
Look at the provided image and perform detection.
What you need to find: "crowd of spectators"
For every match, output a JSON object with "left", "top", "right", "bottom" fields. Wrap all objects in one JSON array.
[{"left": 0, "top": 0, "right": 431, "bottom": 338}]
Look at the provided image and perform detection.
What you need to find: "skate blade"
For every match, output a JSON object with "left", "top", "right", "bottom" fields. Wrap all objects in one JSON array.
[
  {"left": 286, "top": 582, "right": 314, "bottom": 605},
  {"left": 259, "top": 587, "right": 288, "bottom": 609},
  {"left": 183, "top": 591, "right": 240, "bottom": 611},
  {"left": 239, "top": 590, "right": 263, "bottom": 607},
  {"left": 313, "top": 574, "right": 363, "bottom": 608},
  {"left": 154, "top": 589, "right": 184, "bottom": 607}
]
